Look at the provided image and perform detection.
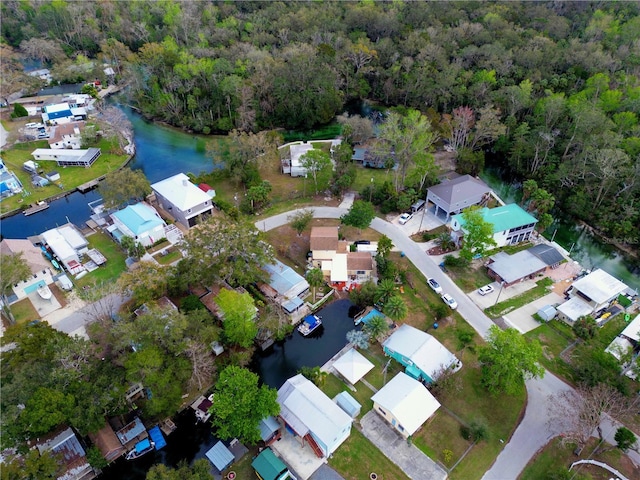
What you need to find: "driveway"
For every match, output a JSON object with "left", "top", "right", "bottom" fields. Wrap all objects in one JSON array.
[
  {"left": 270, "top": 428, "right": 325, "bottom": 480},
  {"left": 502, "top": 292, "right": 564, "bottom": 334},
  {"left": 0, "top": 122, "right": 8, "bottom": 148},
  {"left": 360, "top": 410, "right": 447, "bottom": 480}
]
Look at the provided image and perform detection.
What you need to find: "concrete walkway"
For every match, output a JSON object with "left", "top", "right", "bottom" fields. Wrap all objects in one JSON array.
[
  {"left": 502, "top": 292, "right": 564, "bottom": 334},
  {"left": 360, "top": 411, "right": 447, "bottom": 480}
]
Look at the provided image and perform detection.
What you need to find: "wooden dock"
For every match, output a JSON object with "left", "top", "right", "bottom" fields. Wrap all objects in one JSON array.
[
  {"left": 78, "top": 179, "right": 99, "bottom": 192},
  {"left": 23, "top": 202, "right": 49, "bottom": 216}
]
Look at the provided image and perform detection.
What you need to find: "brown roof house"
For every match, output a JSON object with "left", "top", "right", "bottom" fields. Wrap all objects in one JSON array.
[
  {"left": 310, "top": 226, "right": 339, "bottom": 263},
  {"left": 37, "top": 427, "right": 95, "bottom": 480},
  {"left": 89, "top": 423, "right": 125, "bottom": 463}
]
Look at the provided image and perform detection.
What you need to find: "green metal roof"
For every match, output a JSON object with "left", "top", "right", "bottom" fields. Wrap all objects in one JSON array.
[
  {"left": 252, "top": 448, "right": 289, "bottom": 480},
  {"left": 452, "top": 204, "right": 537, "bottom": 233}
]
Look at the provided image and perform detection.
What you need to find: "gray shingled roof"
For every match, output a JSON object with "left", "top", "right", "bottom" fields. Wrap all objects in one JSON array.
[
  {"left": 427, "top": 175, "right": 491, "bottom": 205},
  {"left": 528, "top": 244, "right": 565, "bottom": 266}
]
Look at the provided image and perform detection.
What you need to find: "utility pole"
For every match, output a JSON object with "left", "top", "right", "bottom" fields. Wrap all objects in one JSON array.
[
  {"left": 369, "top": 177, "right": 374, "bottom": 203},
  {"left": 494, "top": 281, "right": 506, "bottom": 306}
]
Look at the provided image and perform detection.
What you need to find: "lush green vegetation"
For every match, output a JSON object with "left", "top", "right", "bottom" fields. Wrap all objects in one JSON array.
[{"left": 2, "top": 2, "right": 639, "bottom": 248}]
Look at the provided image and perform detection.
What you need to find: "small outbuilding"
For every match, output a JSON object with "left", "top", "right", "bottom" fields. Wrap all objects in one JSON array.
[
  {"left": 205, "top": 441, "right": 235, "bottom": 473},
  {"left": 334, "top": 391, "right": 361, "bottom": 418},
  {"left": 252, "top": 447, "right": 292, "bottom": 480},
  {"left": 537, "top": 305, "right": 557, "bottom": 322},
  {"left": 332, "top": 347, "right": 374, "bottom": 385}
]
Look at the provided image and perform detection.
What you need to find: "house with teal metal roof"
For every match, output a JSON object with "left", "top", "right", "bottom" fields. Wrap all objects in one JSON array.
[
  {"left": 110, "top": 203, "right": 166, "bottom": 247},
  {"left": 252, "top": 448, "right": 292, "bottom": 480},
  {"left": 450, "top": 203, "right": 538, "bottom": 248}
]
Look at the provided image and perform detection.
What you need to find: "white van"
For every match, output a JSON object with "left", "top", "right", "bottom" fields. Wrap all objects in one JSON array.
[{"left": 25, "top": 122, "right": 38, "bottom": 128}]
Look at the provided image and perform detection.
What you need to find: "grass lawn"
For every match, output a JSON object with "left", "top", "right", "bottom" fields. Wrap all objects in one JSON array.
[
  {"left": 154, "top": 249, "right": 182, "bottom": 265},
  {"left": 484, "top": 278, "right": 553, "bottom": 318},
  {"left": 223, "top": 445, "right": 259, "bottom": 480},
  {"left": 521, "top": 436, "right": 638, "bottom": 480},
  {"left": 329, "top": 428, "right": 410, "bottom": 480},
  {"left": 75, "top": 232, "right": 127, "bottom": 288},
  {"left": 320, "top": 373, "right": 375, "bottom": 416},
  {"left": 9, "top": 297, "right": 40, "bottom": 324},
  {"left": 0, "top": 137, "right": 129, "bottom": 215},
  {"left": 413, "top": 410, "right": 472, "bottom": 469},
  {"left": 525, "top": 320, "right": 576, "bottom": 379},
  {"left": 442, "top": 260, "right": 495, "bottom": 292}
]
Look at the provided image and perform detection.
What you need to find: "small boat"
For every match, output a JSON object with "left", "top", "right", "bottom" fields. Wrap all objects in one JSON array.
[
  {"left": 298, "top": 314, "right": 322, "bottom": 336},
  {"left": 23, "top": 201, "right": 49, "bottom": 216},
  {"left": 125, "top": 438, "right": 155, "bottom": 460},
  {"left": 51, "top": 259, "right": 61, "bottom": 270},
  {"left": 37, "top": 284, "right": 52, "bottom": 300}
]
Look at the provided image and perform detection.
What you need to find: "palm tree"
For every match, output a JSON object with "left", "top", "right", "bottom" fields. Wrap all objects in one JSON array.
[
  {"left": 346, "top": 329, "right": 370, "bottom": 349},
  {"left": 306, "top": 268, "right": 325, "bottom": 299},
  {"left": 383, "top": 295, "right": 408, "bottom": 322},
  {"left": 436, "top": 231, "right": 455, "bottom": 252},
  {"left": 374, "top": 279, "right": 396, "bottom": 305},
  {"left": 363, "top": 314, "right": 389, "bottom": 341}
]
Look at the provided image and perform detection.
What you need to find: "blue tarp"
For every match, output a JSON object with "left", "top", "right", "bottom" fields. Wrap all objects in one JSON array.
[
  {"left": 358, "top": 309, "right": 384, "bottom": 325},
  {"left": 148, "top": 426, "right": 167, "bottom": 450},
  {"left": 135, "top": 438, "right": 151, "bottom": 454},
  {"left": 304, "top": 315, "right": 320, "bottom": 327}
]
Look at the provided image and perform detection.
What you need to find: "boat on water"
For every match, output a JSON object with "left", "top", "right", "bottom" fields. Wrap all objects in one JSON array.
[
  {"left": 125, "top": 438, "right": 155, "bottom": 460},
  {"left": 297, "top": 314, "right": 322, "bottom": 336},
  {"left": 23, "top": 201, "right": 49, "bottom": 216},
  {"left": 51, "top": 259, "right": 61, "bottom": 270},
  {"left": 37, "top": 284, "right": 52, "bottom": 300}
]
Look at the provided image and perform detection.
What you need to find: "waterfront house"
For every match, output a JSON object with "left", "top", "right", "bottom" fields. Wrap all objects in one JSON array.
[
  {"left": 0, "top": 239, "right": 54, "bottom": 303},
  {"left": 109, "top": 202, "right": 166, "bottom": 247},
  {"left": 382, "top": 324, "right": 460, "bottom": 383},
  {"left": 260, "top": 259, "right": 310, "bottom": 315},
  {"left": 88, "top": 423, "right": 126, "bottom": 463},
  {"left": 450, "top": 203, "right": 538, "bottom": 248},
  {"left": 40, "top": 224, "right": 89, "bottom": 274},
  {"left": 252, "top": 447, "right": 292, "bottom": 480},
  {"left": 371, "top": 372, "right": 441, "bottom": 438},
  {"left": 280, "top": 140, "right": 341, "bottom": 177},
  {"left": 41, "top": 102, "right": 87, "bottom": 125},
  {"left": 557, "top": 269, "right": 629, "bottom": 324},
  {"left": 487, "top": 244, "right": 565, "bottom": 287},
  {"left": 0, "top": 159, "right": 23, "bottom": 198},
  {"left": 277, "top": 374, "right": 352, "bottom": 458},
  {"left": 346, "top": 251, "right": 375, "bottom": 283},
  {"left": 31, "top": 147, "right": 101, "bottom": 168},
  {"left": 37, "top": 427, "right": 95, "bottom": 480},
  {"left": 310, "top": 226, "right": 340, "bottom": 266},
  {"left": 151, "top": 173, "right": 213, "bottom": 228},
  {"left": 114, "top": 417, "right": 147, "bottom": 450},
  {"left": 426, "top": 174, "right": 492, "bottom": 221},
  {"left": 605, "top": 314, "right": 640, "bottom": 379}
]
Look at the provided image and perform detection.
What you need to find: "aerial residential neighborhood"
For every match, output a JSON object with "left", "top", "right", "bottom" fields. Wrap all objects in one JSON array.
[{"left": 1, "top": 2, "right": 639, "bottom": 480}]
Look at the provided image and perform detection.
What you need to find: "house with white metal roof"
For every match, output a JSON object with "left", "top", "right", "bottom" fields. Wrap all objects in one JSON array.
[
  {"left": 40, "top": 224, "right": 89, "bottom": 273},
  {"left": 277, "top": 374, "right": 352, "bottom": 458},
  {"left": 567, "top": 269, "right": 629, "bottom": 312},
  {"left": 371, "top": 372, "right": 441, "bottom": 438},
  {"left": 262, "top": 259, "right": 310, "bottom": 305},
  {"left": 151, "top": 173, "right": 213, "bottom": 228},
  {"left": 382, "top": 324, "right": 461, "bottom": 383},
  {"left": 606, "top": 314, "right": 640, "bottom": 379}
]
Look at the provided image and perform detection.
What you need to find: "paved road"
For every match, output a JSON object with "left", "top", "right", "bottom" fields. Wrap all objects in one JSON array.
[
  {"left": 0, "top": 122, "right": 8, "bottom": 148},
  {"left": 258, "top": 206, "right": 640, "bottom": 478}
]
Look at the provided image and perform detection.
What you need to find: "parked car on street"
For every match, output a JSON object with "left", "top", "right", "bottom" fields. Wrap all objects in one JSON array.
[
  {"left": 399, "top": 212, "right": 413, "bottom": 225},
  {"left": 427, "top": 278, "right": 443, "bottom": 294},
  {"left": 477, "top": 284, "right": 495, "bottom": 296},
  {"left": 441, "top": 293, "right": 458, "bottom": 309}
]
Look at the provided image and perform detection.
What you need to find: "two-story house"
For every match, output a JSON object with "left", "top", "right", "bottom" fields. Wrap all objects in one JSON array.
[
  {"left": 151, "top": 173, "right": 213, "bottom": 228},
  {"left": 109, "top": 202, "right": 167, "bottom": 247}
]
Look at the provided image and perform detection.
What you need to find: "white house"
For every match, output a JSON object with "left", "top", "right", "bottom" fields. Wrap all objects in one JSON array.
[
  {"left": 151, "top": 173, "right": 213, "bottom": 228},
  {"left": 41, "top": 102, "right": 87, "bottom": 125},
  {"left": 32, "top": 147, "right": 101, "bottom": 168},
  {"left": 0, "top": 159, "right": 23, "bottom": 198},
  {"left": 557, "top": 269, "right": 629, "bottom": 324},
  {"left": 0, "top": 239, "right": 54, "bottom": 303},
  {"left": 110, "top": 203, "right": 167, "bottom": 247},
  {"left": 277, "top": 374, "right": 352, "bottom": 458},
  {"left": 261, "top": 259, "right": 310, "bottom": 314},
  {"left": 40, "top": 224, "right": 89, "bottom": 273},
  {"left": 450, "top": 203, "right": 538, "bottom": 248},
  {"left": 382, "top": 324, "right": 461, "bottom": 383},
  {"left": 48, "top": 122, "right": 83, "bottom": 150},
  {"left": 371, "top": 372, "right": 441, "bottom": 438}
]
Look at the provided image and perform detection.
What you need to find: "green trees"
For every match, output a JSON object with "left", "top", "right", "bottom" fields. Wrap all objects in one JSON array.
[
  {"left": 341, "top": 200, "right": 376, "bottom": 231},
  {"left": 306, "top": 268, "right": 325, "bottom": 299},
  {"left": 215, "top": 289, "right": 258, "bottom": 348},
  {"left": 383, "top": 295, "right": 408, "bottom": 322},
  {"left": 301, "top": 149, "right": 332, "bottom": 195},
  {"left": 120, "top": 236, "right": 146, "bottom": 260},
  {"left": 210, "top": 366, "right": 279, "bottom": 444},
  {"left": 11, "top": 103, "right": 28, "bottom": 118},
  {"left": 478, "top": 326, "right": 544, "bottom": 395},
  {"left": 146, "top": 458, "right": 214, "bottom": 480},
  {"left": 614, "top": 427, "right": 638, "bottom": 453},
  {"left": 459, "top": 206, "right": 497, "bottom": 262},
  {"left": 98, "top": 168, "right": 151, "bottom": 209},
  {"left": 289, "top": 209, "right": 314, "bottom": 236},
  {"left": 0, "top": 252, "right": 31, "bottom": 323},
  {"left": 363, "top": 314, "right": 389, "bottom": 341}
]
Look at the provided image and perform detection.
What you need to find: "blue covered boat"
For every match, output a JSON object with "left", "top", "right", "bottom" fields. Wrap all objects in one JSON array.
[
  {"left": 125, "top": 438, "right": 155, "bottom": 460},
  {"left": 148, "top": 426, "right": 167, "bottom": 450},
  {"left": 297, "top": 314, "right": 322, "bottom": 336}
]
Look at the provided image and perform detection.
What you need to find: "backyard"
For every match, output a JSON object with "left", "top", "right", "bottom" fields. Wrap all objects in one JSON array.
[{"left": 74, "top": 232, "right": 127, "bottom": 288}]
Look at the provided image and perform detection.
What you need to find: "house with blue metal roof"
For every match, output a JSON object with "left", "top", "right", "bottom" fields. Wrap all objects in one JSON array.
[
  {"left": 450, "top": 203, "right": 538, "bottom": 248},
  {"left": 205, "top": 441, "right": 235, "bottom": 473},
  {"left": 261, "top": 259, "right": 310, "bottom": 314},
  {"left": 110, "top": 203, "right": 166, "bottom": 247}
]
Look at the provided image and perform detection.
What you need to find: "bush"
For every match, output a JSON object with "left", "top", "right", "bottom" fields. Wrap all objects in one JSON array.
[
  {"left": 181, "top": 294, "right": 205, "bottom": 313},
  {"left": 572, "top": 315, "right": 598, "bottom": 340},
  {"left": 11, "top": 103, "right": 28, "bottom": 118},
  {"left": 443, "top": 254, "right": 469, "bottom": 268}
]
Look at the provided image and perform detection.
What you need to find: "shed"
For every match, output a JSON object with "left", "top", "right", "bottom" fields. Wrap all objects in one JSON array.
[
  {"left": 252, "top": 448, "right": 291, "bottom": 480},
  {"left": 258, "top": 416, "right": 281, "bottom": 444},
  {"left": 32, "top": 175, "right": 49, "bottom": 187},
  {"left": 211, "top": 341, "right": 224, "bottom": 356},
  {"left": 115, "top": 417, "right": 146, "bottom": 445},
  {"left": 332, "top": 348, "right": 374, "bottom": 384},
  {"left": 46, "top": 171, "right": 60, "bottom": 181},
  {"left": 537, "top": 305, "right": 557, "bottom": 322},
  {"left": 334, "top": 391, "right": 361, "bottom": 418},
  {"left": 205, "top": 441, "right": 234, "bottom": 472}
]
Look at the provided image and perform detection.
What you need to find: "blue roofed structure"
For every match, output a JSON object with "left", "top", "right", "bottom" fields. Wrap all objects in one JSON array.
[
  {"left": 334, "top": 391, "right": 361, "bottom": 418},
  {"left": 205, "top": 441, "right": 235, "bottom": 472},
  {"left": 259, "top": 416, "right": 281, "bottom": 444},
  {"left": 355, "top": 308, "right": 385, "bottom": 326},
  {"left": 110, "top": 203, "right": 166, "bottom": 247},
  {"left": 148, "top": 426, "right": 167, "bottom": 450},
  {"left": 263, "top": 259, "right": 310, "bottom": 300}
]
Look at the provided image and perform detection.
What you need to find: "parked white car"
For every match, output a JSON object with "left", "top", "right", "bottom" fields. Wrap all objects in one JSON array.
[
  {"left": 477, "top": 284, "right": 495, "bottom": 296},
  {"left": 427, "top": 278, "right": 443, "bottom": 294},
  {"left": 399, "top": 212, "right": 413, "bottom": 225},
  {"left": 441, "top": 293, "right": 458, "bottom": 309}
]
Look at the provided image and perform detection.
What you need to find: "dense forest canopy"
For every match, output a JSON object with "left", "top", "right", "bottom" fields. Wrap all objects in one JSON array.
[{"left": 1, "top": 0, "right": 639, "bottom": 245}]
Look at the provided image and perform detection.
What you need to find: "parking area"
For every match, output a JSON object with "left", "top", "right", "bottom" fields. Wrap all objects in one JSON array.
[
  {"left": 502, "top": 292, "right": 565, "bottom": 333},
  {"left": 270, "top": 428, "right": 325, "bottom": 480},
  {"left": 392, "top": 208, "right": 444, "bottom": 236},
  {"left": 467, "top": 279, "right": 538, "bottom": 310}
]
